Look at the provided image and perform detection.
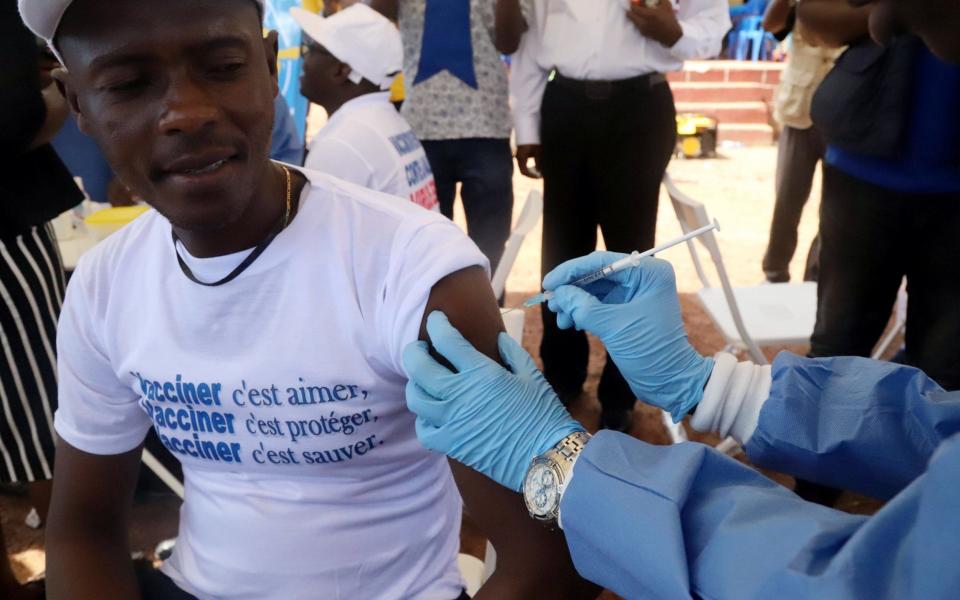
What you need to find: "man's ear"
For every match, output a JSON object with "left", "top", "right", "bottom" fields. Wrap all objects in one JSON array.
[
  {"left": 334, "top": 62, "right": 353, "bottom": 84},
  {"left": 263, "top": 29, "right": 280, "bottom": 97},
  {"left": 53, "top": 67, "right": 89, "bottom": 133}
]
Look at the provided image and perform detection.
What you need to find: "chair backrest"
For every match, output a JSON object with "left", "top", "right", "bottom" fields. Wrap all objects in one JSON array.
[
  {"left": 741, "top": 15, "right": 764, "bottom": 31},
  {"left": 662, "top": 174, "right": 767, "bottom": 364},
  {"left": 491, "top": 189, "right": 543, "bottom": 298},
  {"left": 661, "top": 175, "right": 716, "bottom": 288}
]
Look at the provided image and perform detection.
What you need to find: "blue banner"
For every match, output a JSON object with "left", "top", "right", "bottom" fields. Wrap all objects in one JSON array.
[
  {"left": 414, "top": 0, "right": 477, "bottom": 89},
  {"left": 264, "top": 0, "right": 309, "bottom": 140}
]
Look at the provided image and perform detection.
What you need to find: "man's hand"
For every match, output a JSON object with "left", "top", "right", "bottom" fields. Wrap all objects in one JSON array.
[
  {"left": 494, "top": 0, "right": 528, "bottom": 55},
  {"left": 627, "top": 0, "right": 684, "bottom": 48},
  {"left": 515, "top": 144, "right": 542, "bottom": 179},
  {"left": 544, "top": 254, "right": 713, "bottom": 422},
  {"left": 404, "top": 312, "right": 583, "bottom": 492}
]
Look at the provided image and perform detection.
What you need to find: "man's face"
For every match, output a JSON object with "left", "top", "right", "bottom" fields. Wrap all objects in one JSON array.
[
  {"left": 56, "top": 0, "right": 279, "bottom": 232},
  {"left": 298, "top": 38, "right": 342, "bottom": 107},
  {"left": 851, "top": 0, "right": 960, "bottom": 64}
]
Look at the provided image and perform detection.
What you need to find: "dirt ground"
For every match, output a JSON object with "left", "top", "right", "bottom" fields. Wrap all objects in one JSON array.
[{"left": 3, "top": 147, "right": 884, "bottom": 595}]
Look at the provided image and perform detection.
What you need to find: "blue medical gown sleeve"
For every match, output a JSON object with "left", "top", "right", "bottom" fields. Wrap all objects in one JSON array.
[
  {"left": 745, "top": 353, "right": 960, "bottom": 500},
  {"left": 560, "top": 430, "right": 960, "bottom": 599}
]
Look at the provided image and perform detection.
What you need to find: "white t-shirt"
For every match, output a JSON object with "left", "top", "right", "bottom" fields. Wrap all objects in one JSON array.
[
  {"left": 55, "top": 168, "right": 487, "bottom": 600},
  {"left": 305, "top": 92, "right": 440, "bottom": 212}
]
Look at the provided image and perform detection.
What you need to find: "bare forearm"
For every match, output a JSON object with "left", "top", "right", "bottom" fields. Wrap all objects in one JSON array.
[
  {"left": 46, "top": 442, "right": 145, "bottom": 600},
  {"left": 494, "top": 0, "right": 527, "bottom": 55},
  {"left": 762, "top": 0, "right": 793, "bottom": 34},
  {"left": 797, "top": 0, "right": 871, "bottom": 46},
  {"left": 47, "top": 531, "right": 139, "bottom": 600},
  {"left": 451, "top": 462, "right": 600, "bottom": 600}
]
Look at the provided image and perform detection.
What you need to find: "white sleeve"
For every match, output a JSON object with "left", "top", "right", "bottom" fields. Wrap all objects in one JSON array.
[
  {"left": 304, "top": 138, "right": 377, "bottom": 190},
  {"left": 55, "top": 267, "right": 152, "bottom": 454},
  {"left": 378, "top": 216, "right": 490, "bottom": 376},
  {"left": 689, "top": 353, "right": 771, "bottom": 445},
  {"left": 510, "top": 2, "right": 549, "bottom": 145},
  {"left": 670, "top": 0, "right": 732, "bottom": 61}
]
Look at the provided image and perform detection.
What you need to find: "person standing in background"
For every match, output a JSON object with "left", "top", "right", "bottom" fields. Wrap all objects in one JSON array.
[
  {"left": 799, "top": 0, "right": 960, "bottom": 391},
  {"left": 1, "top": 2, "right": 83, "bottom": 598},
  {"left": 760, "top": 0, "right": 842, "bottom": 283},
  {"left": 294, "top": 4, "right": 439, "bottom": 210},
  {"left": 369, "top": 0, "right": 525, "bottom": 276},
  {"left": 510, "top": 0, "right": 730, "bottom": 431},
  {"left": 793, "top": 0, "right": 960, "bottom": 506}
]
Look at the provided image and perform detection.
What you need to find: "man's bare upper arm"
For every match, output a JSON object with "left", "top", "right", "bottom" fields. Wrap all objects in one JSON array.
[
  {"left": 48, "top": 439, "right": 142, "bottom": 539},
  {"left": 420, "top": 266, "right": 599, "bottom": 599}
]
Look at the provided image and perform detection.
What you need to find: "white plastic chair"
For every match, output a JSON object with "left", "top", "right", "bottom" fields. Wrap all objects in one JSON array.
[
  {"left": 663, "top": 174, "right": 817, "bottom": 365},
  {"left": 661, "top": 175, "right": 817, "bottom": 454},
  {"left": 142, "top": 449, "right": 185, "bottom": 499},
  {"left": 491, "top": 189, "right": 543, "bottom": 299},
  {"left": 494, "top": 189, "right": 542, "bottom": 345},
  {"left": 871, "top": 278, "right": 907, "bottom": 360},
  {"left": 458, "top": 553, "right": 486, "bottom": 596}
]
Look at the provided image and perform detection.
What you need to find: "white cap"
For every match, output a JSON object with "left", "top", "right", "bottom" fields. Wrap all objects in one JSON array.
[
  {"left": 290, "top": 4, "right": 401, "bottom": 90},
  {"left": 18, "top": 0, "right": 265, "bottom": 62}
]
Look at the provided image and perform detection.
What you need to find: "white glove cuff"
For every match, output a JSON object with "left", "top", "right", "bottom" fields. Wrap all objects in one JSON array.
[{"left": 690, "top": 353, "right": 771, "bottom": 445}]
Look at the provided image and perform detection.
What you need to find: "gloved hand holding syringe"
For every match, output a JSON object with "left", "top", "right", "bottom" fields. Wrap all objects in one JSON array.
[{"left": 520, "top": 219, "right": 721, "bottom": 308}]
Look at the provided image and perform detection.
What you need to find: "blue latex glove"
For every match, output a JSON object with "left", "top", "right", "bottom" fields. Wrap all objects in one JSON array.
[
  {"left": 403, "top": 311, "right": 584, "bottom": 491},
  {"left": 543, "top": 253, "right": 713, "bottom": 422}
]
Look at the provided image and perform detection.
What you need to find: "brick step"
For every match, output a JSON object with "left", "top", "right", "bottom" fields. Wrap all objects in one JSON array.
[
  {"left": 675, "top": 101, "right": 770, "bottom": 125},
  {"left": 717, "top": 123, "right": 775, "bottom": 146},
  {"left": 670, "top": 81, "right": 777, "bottom": 103},
  {"left": 668, "top": 60, "right": 785, "bottom": 85}
]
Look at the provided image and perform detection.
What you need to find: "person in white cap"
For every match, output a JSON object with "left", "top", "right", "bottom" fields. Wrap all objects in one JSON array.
[
  {"left": 293, "top": 5, "right": 438, "bottom": 211},
  {"left": 16, "top": 0, "right": 592, "bottom": 599}
]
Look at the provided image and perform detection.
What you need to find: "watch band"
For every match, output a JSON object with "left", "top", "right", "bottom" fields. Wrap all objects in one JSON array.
[
  {"left": 523, "top": 431, "right": 591, "bottom": 526},
  {"left": 554, "top": 431, "right": 591, "bottom": 467}
]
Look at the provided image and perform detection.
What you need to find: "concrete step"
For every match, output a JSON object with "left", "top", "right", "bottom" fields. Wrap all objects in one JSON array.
[
  {"left": 671, "top": 81, "right": 777, "bottom": 103},
  {"left": 717, "top": 123, "right": 775, "bottom": 146},
  {"left": 675, "top": 101, "right": 770, "bottom": 125}
]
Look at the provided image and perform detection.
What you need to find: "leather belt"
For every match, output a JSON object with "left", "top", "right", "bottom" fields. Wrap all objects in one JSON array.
[{"left": 551, "top": 71, "right": 667, "bottom": 100}]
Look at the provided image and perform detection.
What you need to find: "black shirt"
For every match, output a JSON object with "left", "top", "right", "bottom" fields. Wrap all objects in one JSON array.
[{"left": 1, "top": 0, "right": 82, "bottom": 240}]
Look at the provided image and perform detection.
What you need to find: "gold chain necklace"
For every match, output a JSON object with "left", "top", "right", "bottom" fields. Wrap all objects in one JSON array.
[{"left": 173, "top": 163, "right": 294, "bottom": 287}]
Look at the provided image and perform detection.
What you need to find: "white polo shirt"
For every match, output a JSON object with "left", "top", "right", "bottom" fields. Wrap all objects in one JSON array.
[
  {"left": 55, "top": 167, "right": 487, "bottom": 599},
  {"left": 305, "top": 92, "right": 439, "bottom": 212}
]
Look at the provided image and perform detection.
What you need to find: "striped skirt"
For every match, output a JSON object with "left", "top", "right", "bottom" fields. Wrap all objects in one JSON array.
[{"left": 0, "top": 222, "right": 63, "bottom": 483}]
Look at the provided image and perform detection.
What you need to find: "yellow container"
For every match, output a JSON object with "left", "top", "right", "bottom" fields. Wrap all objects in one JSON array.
[{"left": 84, "top": 205, "right": 150, "bottom": 240}]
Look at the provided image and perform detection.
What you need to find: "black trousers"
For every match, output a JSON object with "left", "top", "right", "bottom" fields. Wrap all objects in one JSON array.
[
  {"left": 811, "top": 165, "right": 960, "bottom": 390},
  {"left": 539, "top": 75, "right": 677, "bottom": 412},
  {"left": 762, "top": 125, "right": 825, "bottom": 283},
  {"left": 423, "top": 138, "right": 514, "bottom": 276}
]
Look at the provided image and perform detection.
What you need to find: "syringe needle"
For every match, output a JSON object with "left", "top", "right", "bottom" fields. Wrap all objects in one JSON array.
[{"left": 518, "top": 219, "right": 720, "bottom": 309}]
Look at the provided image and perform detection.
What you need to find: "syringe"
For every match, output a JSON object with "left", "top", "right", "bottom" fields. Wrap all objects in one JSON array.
[{"left": 521, "top": 219, "right": 720, "bottom": 308}]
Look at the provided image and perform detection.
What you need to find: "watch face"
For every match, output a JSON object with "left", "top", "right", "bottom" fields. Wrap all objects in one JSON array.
[{"left": 524, "top": 462, "right": 560, "bottom": 517}]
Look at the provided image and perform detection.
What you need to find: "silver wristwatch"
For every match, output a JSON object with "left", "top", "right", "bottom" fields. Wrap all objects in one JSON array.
[{"left": 523, "top": 431, "right": 591, "bottom": 526}]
